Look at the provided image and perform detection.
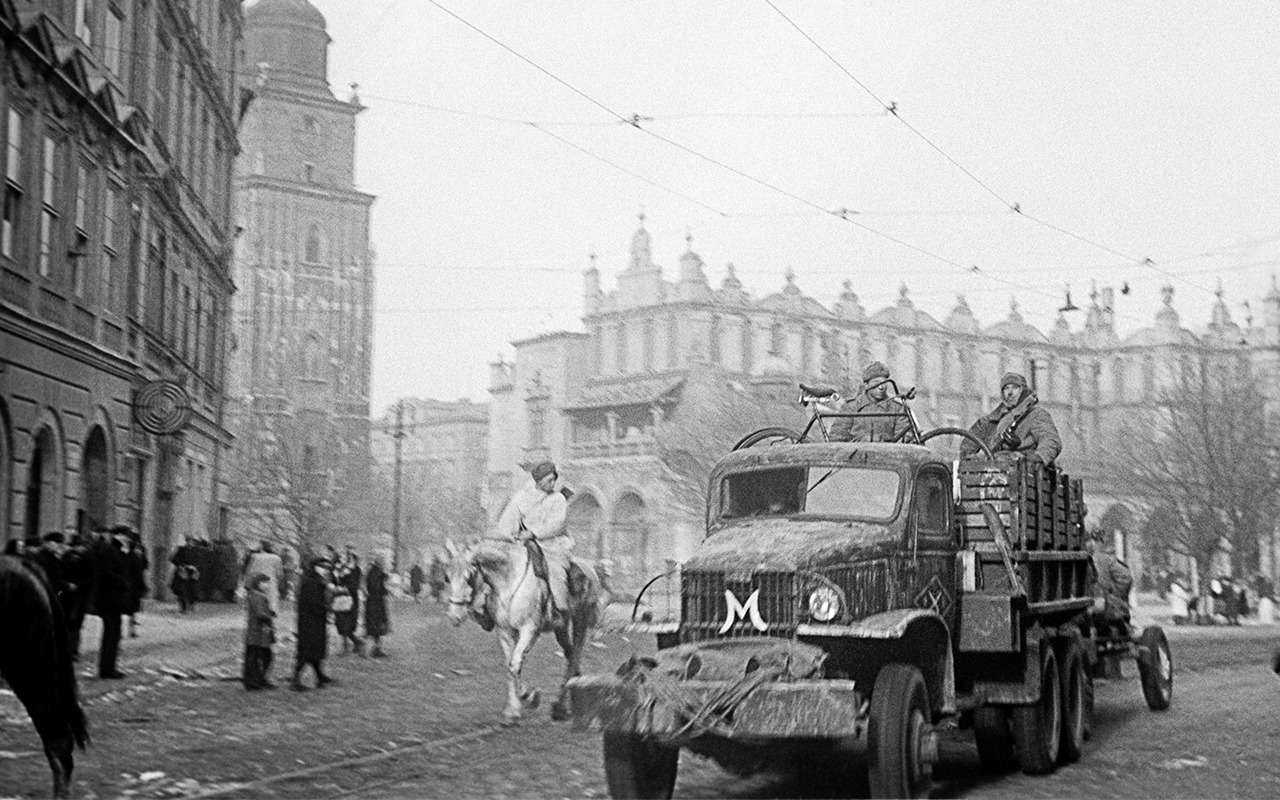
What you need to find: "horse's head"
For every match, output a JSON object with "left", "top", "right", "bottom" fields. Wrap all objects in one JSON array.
[{"left": 443, "top": 540, "right": 478, "bottom": 627}]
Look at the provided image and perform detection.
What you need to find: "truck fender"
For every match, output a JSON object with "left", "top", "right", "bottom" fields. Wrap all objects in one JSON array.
[{"left": 798, "top": 609, "right": 956, "bottom": 715}]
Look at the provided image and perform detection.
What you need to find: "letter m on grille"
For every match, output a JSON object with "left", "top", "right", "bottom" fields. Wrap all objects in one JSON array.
[{"left": 718, "top": 588, "right": 768, "bottom": 634}]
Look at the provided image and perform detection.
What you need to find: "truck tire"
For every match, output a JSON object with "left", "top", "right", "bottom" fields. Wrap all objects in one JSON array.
[
  {"left": 1137, "top": 626, "right": 1174, "bottom": 711},
  {"left": 1056, "top": 638, "right": 1087, "bottom": 764},
  {"left": 1012, "top": 644, "right": 1061, "bottom": 775},
  {"left": 973, "top": 707, "right": 1017, "bottom": 773},
  {"left": 602, "top": 732, "right": 678, "bottom": 799},
  {"left": 868, "top": 663, "right": 935, "bottom": 799}
]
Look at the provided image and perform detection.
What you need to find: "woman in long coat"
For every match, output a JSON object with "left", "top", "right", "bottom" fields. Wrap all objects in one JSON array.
[
  {"left": 364, "top": 554, "right": 391, "bottom": 658},
  {"left": 332, "top": 556, "right": 363, "bottom": 654},
  {"left": 291, "top": 558, "right": 334, "bottom": 690}
]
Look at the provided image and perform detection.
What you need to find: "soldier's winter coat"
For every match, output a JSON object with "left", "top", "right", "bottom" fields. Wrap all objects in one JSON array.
[
  {"left": 829, "top": 395, "right": 913, "bottom": 443},
  {"left": 961, "top": 390, "right": 1062, "bottom": 464}
]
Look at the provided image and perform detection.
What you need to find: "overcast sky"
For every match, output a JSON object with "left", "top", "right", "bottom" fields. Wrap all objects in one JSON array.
[{"left": 298, "top": 0, "right": 1280, "bottom": 413}]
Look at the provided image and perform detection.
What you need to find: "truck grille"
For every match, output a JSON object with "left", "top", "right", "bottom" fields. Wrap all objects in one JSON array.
[
  {"left": 680, "top": 569, "right": 797, "bottom": 643},
  {"left": 826, "top": 559, "right": 894, "bottom": 620}
]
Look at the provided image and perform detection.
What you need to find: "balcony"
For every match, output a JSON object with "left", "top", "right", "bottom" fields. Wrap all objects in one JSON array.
[{"left": 568, "top": 431, "right": 657, "bottom": 460}]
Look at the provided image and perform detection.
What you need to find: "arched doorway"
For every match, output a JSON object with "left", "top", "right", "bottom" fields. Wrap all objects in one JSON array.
[
  {"left": 24, "top": 426, "right": 61, "bottom": 539},
  {"left": 612, "top": 492, "right": 651, "bottom": 590},
  {"left": 0, "top": 403, "right": 11, "bottom": 544},
  {"left": 82, "top": 426, "right": 112, "bottom": 530},
  {"left": 567, "top": 492, "right": 603, "bottom": 558}
]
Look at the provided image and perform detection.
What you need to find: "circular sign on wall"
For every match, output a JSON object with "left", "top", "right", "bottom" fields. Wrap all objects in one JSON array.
[{"left": 132, "top": 380, "right": 192, "bottom": 436}]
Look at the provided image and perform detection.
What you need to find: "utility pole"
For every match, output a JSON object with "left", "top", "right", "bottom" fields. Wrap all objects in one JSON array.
[{"left": 391, "top": 400, "right": 405, "bottom": 572}]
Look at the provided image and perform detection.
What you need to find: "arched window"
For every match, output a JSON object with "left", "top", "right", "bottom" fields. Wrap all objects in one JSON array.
[{"left": 304, "top": 224, "right": 322, "bottom": 263}]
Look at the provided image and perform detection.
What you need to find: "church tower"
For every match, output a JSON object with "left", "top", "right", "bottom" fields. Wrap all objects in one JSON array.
[{"left": 228, "top": 0, "right": 377, "bottom": 546}]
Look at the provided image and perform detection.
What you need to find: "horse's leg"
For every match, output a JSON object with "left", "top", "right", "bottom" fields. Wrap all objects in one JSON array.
[
  {"left": 550, "top": 620, "right": 577, "bottom": 722},
  {"left": 42, "top": 732, "right": 73, "bottom": 799},
  {"left": 509, "top": 622, "right": 542, "bottom": 713},
  {"left": 496, "top": 628, "right": 523, "bottom": 724}
]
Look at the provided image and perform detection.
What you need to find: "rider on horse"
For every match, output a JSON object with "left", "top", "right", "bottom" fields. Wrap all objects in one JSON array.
[{"left": 486, "top": 460, "right": 574, "bottom": 624}]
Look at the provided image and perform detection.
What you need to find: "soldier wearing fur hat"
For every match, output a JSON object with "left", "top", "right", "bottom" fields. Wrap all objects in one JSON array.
[
  {"left": 494, "top": 460, "right": 573, "bottom": 620},
  {"left": 960, "top": 371, "right": 1062, "bottom": 464},
  {"left": 829, "top": 361, "right": 913, "bottom": 443}
]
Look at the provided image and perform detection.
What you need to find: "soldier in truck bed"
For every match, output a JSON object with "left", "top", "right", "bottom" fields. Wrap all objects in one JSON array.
[
  {"left": 829, "top": 361, "right": 913, "bottom": 443},
  {"left": 959, "top": 371, "right": 1062, "bottom": 464}
]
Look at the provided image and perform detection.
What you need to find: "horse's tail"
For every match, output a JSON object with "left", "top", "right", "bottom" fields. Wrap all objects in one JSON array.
[{"left": 49, "top": 586, "right": 89, "bottom": 750}]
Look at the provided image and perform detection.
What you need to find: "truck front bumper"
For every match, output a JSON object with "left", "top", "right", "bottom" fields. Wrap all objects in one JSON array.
[{"left": 567, "top": 675, "right": 867, "bottom": 740}]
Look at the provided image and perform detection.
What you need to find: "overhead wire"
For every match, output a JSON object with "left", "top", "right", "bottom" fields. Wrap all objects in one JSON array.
[{"left": 760, "top": 0, "right": 1223, "bottom": 300}]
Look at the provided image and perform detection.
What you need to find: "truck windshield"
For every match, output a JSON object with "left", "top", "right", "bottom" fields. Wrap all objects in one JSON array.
[{"left": 719, "top": 466, "right": 901, "bottom": 521}]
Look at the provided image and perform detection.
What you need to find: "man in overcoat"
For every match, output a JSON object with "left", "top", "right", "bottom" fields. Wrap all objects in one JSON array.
[
  {"left": 960, "top": 371, "right": 1062, "bottom": 464},
  {"left": 92, "top": 529, "right": 132, "bottom": 679},
  {"left": 291, "top": 557, "right": 334, "bottom": 690},
  {"left": 243, "top": 573, "right": 276, "bottom": 690}
]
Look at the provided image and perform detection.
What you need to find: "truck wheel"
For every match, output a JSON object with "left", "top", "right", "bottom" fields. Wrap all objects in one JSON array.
[
  {"left": 1056, "top": 638, "right": 1087, "bottom": 764},
  {"left": 973, "top": 707, "right": 1017, "bottom": 773},
  {"left": 602, "top": 732, "right": 678, "bottom": 799},
  {"left": 1137, "top": 626, "right": 1173, "bottom": 711},
  {"left": 1012, "top": 644, "right": 1061, "bottom": 775},
  {"left": 868, "top": 663, "right": 935, "bottom": 799}
]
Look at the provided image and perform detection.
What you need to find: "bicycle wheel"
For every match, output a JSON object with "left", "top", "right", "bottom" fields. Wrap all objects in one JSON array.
[{"left": 732, "top": 427, "right": 803, "bottom": 450}]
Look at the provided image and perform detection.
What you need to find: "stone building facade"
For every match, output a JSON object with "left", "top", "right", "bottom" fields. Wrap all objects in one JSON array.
[
  {"left": 225, "top": 0, "right": 375, "bottom": 551},
  {"left": 371, "top": 397, "right": 488, "bottom": 563},
  {"left": 0, "top": 1, "right": 241, "bottom": 579},
  {"left": 488, "top": 216, "right": 1280, "bottom": 590}
]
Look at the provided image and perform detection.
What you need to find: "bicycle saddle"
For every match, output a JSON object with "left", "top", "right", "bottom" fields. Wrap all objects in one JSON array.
[{"left": 798, "top": 383, "right": 838, "bottom": 398}]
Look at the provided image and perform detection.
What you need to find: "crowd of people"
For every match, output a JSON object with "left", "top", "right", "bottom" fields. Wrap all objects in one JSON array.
[
  {"left": 239, "top": 541, "right": 395, "bottom": 692},
  {"left": 1164, "top": 572, "right": 1275, "bottom": 626},
  {"left": 4, "top": 526, "right": 148, "bottom": 679}
]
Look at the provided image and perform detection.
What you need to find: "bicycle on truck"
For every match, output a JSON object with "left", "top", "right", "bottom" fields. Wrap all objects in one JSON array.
[{"left": 733, "top": 380, "right": 972, "bottom": 452}]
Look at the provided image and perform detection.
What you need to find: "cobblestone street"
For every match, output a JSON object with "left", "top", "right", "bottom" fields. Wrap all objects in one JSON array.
[{"left": 2, "top": 597, "right": 1279, "bottom": 799}]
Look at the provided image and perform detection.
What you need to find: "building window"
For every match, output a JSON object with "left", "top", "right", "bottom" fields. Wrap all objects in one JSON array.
[
  {"left": 3, "top": 109, "right": 24, "bottom": 260},
  {"left": 75, "top": 0, "right": 95, "bottom": 45},
  {"left": 38, "top": 137, "right": 59, "bottom": 279},
  {"left": 304, "top": 223, "right": 322, "bottom": 262},
  {"left": 102, "top": 183, "right": 120, "bottom": 311},
  {"left": 104, "top": 7, "right": 123, "bottom": 75},
  {"left": 527, "top": 398, "right": 548, "bottom": 449},
  {"left": 642, "top": 318, "right": 654, "bottom": 371},
  {"left": 71, "top": 164, "right": 90, "bottom": 296},
  {"left": 153, "top": 34, "right": 171, "bottom": 135},
  {"left": 615, "top": 320, "right": 627, "bottom": 374},
  {"left": 303, "top": 162, "right": 315, "bottom": 183},
  {"left": 740, "top": 318, "right": 753, "bottom": 373},
  {"left": 709, "top": 315, "right": 721, "bottom": 366}
]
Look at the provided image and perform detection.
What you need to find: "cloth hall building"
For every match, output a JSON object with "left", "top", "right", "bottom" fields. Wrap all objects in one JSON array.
[{"left": 486, "top": 217, "right": 1280, "bottom": 593}]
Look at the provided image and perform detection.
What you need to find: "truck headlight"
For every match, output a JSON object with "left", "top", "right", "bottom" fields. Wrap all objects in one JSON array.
[{"left": 808, "top": 586, "right": 841, "bottom": 622}]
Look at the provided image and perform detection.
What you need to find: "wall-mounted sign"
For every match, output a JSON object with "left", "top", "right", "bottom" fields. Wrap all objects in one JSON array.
[{"left": 132, "top": 380, "right": 192, "bottom": 436}]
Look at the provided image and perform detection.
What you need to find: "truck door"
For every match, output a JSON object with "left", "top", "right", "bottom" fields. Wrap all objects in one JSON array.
[{"left": 907, "top": 466, "right": 957, "bottom": 626}]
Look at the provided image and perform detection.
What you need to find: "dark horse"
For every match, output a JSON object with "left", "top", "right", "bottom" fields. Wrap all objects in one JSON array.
[{"left": 0, "top": 555, "right": 89, "bottom": 798}]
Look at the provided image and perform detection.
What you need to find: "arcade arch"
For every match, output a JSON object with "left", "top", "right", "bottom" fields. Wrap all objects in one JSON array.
[
  {"left": 611, "top": 491, "right": 651, "bottom": 587},
  {"left": 82, "top": 425, "right": 112, "bottom": 530},
  {"left": 24, "top": 421, "right": 63, "bottom": 539},
  {"left": 567, "top": 491, "right": 604, "bottom": 558}
]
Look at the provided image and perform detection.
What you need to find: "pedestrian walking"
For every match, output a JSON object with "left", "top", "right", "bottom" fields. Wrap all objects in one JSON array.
[
  {"left": 292, "top": 557, "right": 334, "bottom": 691},
  {"left": 428, "top": 553, "right": 447, "bottom": 603},
  {"left": 170, "top": 537, "right": 200, "bottom": 613},
  {"left": 365, "top": 553, "right": 391, "bottom": 658},
  {"left": 125, "top": 530, "right": 148, "bottom": 638},
  {"left": 408, "top": 562, "right": 425, "bottom": 603},
  {"left": 332, "top": 553, "right": 363, "bottom": 655},
  {"left": 1169, "top": 578, "right": 1190, "bottom": 625},
  {"left": 61, "top": 530, "right": 94, "bottom": 659},
  {"left": 243, "top": 574, "right": 277, "bottom": 690}
]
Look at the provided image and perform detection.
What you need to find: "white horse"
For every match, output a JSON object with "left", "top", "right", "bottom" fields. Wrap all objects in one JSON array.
[{"left": 445, "top": 539, "right": 601, "bottom": 724}]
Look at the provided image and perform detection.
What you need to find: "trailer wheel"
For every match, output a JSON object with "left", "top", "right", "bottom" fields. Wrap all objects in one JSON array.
[
  {"left": 602, "top": 732, "right": 678, "bottom": 799},
  {"left": 868, "top": 663, "right": 935, "bottom": 799},
  {"left": 1137, "top": 626, "right": 1173, "bottom": 711},
  {"left": 973, "top": 707, "right": 1017, "bottom": 773},
  {"left": 1012, "top": 644, "right": 1061, "bottom": 775},
  {"left": 1056, "top": 638, "right": 1087, "bottom": 764}
]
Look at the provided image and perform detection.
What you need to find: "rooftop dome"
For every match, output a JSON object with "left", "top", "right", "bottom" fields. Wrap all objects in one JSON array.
[
  {"left": 983, "top": 298, "right": 1047, "bottom": 342},
  {"left": 246, "top": 0, "right": 327, "bottom": 29}
]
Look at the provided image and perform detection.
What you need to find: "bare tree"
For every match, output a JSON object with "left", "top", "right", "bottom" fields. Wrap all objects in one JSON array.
[
  {"left": 653, "top": 370, "right": 800, "bottom": 520},
  {"left": 1107, "top": 355, "right": 1280, "bottom": 592}
]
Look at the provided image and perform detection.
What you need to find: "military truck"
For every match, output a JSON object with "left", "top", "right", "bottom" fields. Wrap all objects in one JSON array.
[{"left": 569, "top": 387, "right": 1173, "bottom": 799}]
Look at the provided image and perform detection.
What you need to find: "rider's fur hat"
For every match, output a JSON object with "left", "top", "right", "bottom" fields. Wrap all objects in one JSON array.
[
  {"left": 862, "top": 361, "right": 890, "bottom": 383},
  {"left": 1000, "top": 372, "right": 1028, "bottom": 391}
]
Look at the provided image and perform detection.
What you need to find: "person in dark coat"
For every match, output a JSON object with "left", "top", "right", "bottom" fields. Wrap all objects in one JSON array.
[
  {"left": 829, "top": 361, "right": 914, "bottom": 443},
  {"left": 92, "top": 530, "right": 132, "bottom": 679},
  {"left": 170, "top": 537, "right": 200, "bottom": 613},
  {"left": 408, "top": 562, "right": 425, "bottom": 603},
  {"left": 292, "top": 558, "right": 334, "bottom": 690},
  {"left": 61, "top": 531, "right": 94, "bottom": 660},
  {"left": 123, "top": 529, "right": 147, "bottom": 638},
  {"left": 332, "top": 554, "right": 363, "bottom": 655},
  {"left": 243, "top": 574, "right": 277, "bottom": 690},
  {"left": 364, "top": 554, "right": 391, "bottom": 658}
]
